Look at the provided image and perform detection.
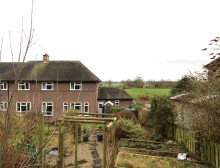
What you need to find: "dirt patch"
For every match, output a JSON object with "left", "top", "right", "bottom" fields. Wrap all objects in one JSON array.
[{"left": 44, "top": 131, "right": 104, "bottom": 167}]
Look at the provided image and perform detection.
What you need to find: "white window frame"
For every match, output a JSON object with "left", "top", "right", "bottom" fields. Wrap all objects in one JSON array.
[
  {"left": 0, "top": 82, "right": 8, "bottom": 90},
  {"left": 70, "top": 102, "right": 82, "bottom": 112},
  {"left": 115, "top": 100, "right": 120, "bottom": 106},
  {"left": 42, "top": 102, "right": 53, "bottom": 116},
  {"left": 41, "top": 82, "right": 54, "bottom": 90},
  {"left": 0, "top": 102, "right": 8, "bottom": 111},
  {"left": 18, "top": 82, "right": 30, "bottom": 90},
  {"left": 84, "top": 102, "right": 89, "bottom": 113},
  {"left": 70, "top": 82, "right": 82, "bottom": 90},
  {"left": 16, "top": 102, "right": 31, "bottom": 113},
  {"left": 63, "top": 102, "right": 68, "bottom": 112}
]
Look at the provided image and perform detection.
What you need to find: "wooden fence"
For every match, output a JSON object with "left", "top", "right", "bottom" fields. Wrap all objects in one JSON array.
[
  {"left": 171, "top": 127, "right": 220, "bottom": 168},
  {"left": 63, "top": 114, "right": 117, "bottom": 168}
]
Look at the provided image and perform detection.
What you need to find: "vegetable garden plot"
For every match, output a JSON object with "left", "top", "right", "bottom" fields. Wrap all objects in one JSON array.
[
  {"left": 115, "top": 152, "right": 212, "bottom": 168},
  {"left": 115, "top": 139, "right": 211, "bottom": 168}
]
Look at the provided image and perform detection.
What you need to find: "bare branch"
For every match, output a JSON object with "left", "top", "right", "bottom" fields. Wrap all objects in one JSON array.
[
  {"left": 22, "top": 0, "right": 34, "bottom": 63},
  {"left": 9, "top": 31, "right": 18, "bottom": 78},
  {"left": 0, "top": 1, "right": 36, "bottom": 167},
  {"left": 18, "top": 17, "right": 24, "bottom": 63}
]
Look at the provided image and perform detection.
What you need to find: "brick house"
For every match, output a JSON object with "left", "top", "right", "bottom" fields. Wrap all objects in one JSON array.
[
  {"left": 0, "top": 54, "right": 101, "bottom": 121},
  {"left": 97, "top": 87, "right": 133, "bottom": 113}
]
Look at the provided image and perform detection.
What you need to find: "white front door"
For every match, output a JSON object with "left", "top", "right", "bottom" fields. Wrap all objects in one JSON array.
[{"left": 98, "top": 102, "right": 104, "bottom": 113}]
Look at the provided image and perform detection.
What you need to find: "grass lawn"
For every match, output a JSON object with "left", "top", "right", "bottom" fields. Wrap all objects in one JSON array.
[
  {"left": 125, "top": 88, "right": 171, "bottom": 98},
  {"left": 81, "top": 123, "right": 103, "bottom": 130}
]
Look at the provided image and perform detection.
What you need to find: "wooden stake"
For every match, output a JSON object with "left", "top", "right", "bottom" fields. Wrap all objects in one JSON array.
[
  {"left": 39, "top": 113, "right": 44, "bottom": 168},
  {"left": 58, "top": 126, "right": 64, "bottom": 168},
  {"left": 74, "top": 122, "right": 78, "bottom": 168},
  {"left": 103, "top": 124, "right": 107, "bottom": 168}
]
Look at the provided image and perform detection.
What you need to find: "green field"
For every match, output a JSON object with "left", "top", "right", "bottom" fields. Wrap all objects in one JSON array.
[{"left": 125, "top": 88, "right": 171, "bottom": 98}]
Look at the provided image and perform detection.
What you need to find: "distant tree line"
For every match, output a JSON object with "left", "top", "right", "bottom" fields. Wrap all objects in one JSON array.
[
  {"left": 101, "top": 76, "right": 176, "bottom": 89},
  {"left": 144, "top": 80, "right": 176, "bottom": 89}
]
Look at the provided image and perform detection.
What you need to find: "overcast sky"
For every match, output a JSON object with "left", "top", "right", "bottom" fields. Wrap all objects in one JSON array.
[{"left": 0, "top": 0, "right": 219, "bottom": 81}]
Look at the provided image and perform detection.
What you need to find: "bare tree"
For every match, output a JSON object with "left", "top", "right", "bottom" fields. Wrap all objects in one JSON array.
[
  {"left": 124, "top": 79, "right": 133, "bottom": 89},
  {"left": 0, "top": 1, "right": 36, "bottom": 167},
  {"left": 133, "top": 76, "right": 144, "bottom": 88},
  {"left": 107, "top": 80, "right": 112, "bottom": 87}
]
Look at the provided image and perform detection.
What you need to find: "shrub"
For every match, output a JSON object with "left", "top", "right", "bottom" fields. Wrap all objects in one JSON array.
[
  {"left": 138, "top": 95, "right": 150, "bottom": 101},
  {"left": 66, "top": 109, "right": 80, "bottom": 116},
  {"left": 65, "top": 109, "right": 81, "bottom": 134},
  {"left": 110, "top": 107, "right": 125, "bottom": 113},
  {"left": 115, "top": 118, "right": 145, "bottom": 140},
  {"left": 138, "top": 109, "right": 150, "bottom": 127},
  {"left": 149, "top": 96, "right": 176, "bottom": 139},
  {"left": 114, "top": 110, "right": 137, "bottom": 122}
]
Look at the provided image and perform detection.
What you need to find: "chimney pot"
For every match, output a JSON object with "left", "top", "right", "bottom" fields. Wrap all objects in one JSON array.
[{"left": 43, "top": 53, "right": 49, "bottom": 63}]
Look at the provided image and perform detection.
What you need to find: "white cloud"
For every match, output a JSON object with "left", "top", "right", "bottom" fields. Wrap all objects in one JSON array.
[{"left": 0, "top": 0, "right": 219, "bottom": 81}]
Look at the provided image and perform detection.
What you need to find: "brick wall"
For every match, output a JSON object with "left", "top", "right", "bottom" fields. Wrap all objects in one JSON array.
[{"left": 0, "top": 81, "right": 99, "bottom": 121}]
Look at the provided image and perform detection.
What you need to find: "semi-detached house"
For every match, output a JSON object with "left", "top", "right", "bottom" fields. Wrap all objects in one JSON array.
[{"left": 0, "top": 54, "right": 101, "bottom": 121}]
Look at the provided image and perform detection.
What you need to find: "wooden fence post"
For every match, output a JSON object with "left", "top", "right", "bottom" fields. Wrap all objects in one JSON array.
[
  {"left": 217, "top": 145, "right": 220, "bottom": 168},
  {"left": 203, "top": 138, "right": 208, "bottom": 161},
  {"left": 215, "top": 143, "right": 219, "bottom": 168},
  {"left": 103, "top": 124, "right": 107, "bottom": 168},
  {"left": 74, "top": 122, "right": 78, "bottom": 168},
  {"left": 195, "top": 131, "right": 201, "bottom": 157},
  {"left": 210, "top": 141, "right": 215, "bottom": 167},
  {"left": 58, "top": 126, "right": 64, "bottom": 168},
  {"left": 207, "top": 141, "right": 211, "bottom": 163},
  {"left": 39, "top": 113, "right": 44, "bottom": 168}
]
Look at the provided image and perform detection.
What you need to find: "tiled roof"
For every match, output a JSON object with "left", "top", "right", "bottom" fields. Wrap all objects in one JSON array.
[
  {"left": 98, "top": 87, "right": 133, "bottom": 100},
  {"left": 0, "top": 61, "right": 101, "bottom": 82},
  {"left": 204, "top": 56, "right": 220, "bottom": 69},
  {"left": 204, "top": 56, "right": 220, "bottom": 77}
]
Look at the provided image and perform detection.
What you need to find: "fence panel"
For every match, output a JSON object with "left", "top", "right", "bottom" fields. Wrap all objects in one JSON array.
[
  {"left": 171, "top": 127, "right": 220, "bottom": 168},
  {"left": 218, "top": 145, "right": 220, "bottom": 168},
  {"left": 215, "top": 144, "right": 219, "bottom": 168}
]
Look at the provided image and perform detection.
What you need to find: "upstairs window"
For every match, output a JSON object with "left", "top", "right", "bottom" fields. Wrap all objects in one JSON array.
[
  {"left": 115, "top": 100, "right": 120, "bottom": 106},
  {"left": 16, "top": 102, "right": 31, "bottom": 113},
  {"left": 0, "top": 102, "right": 8, "bottom": 111},
  {"left": 0, "top": 82, "right": 8, "bottom": 90},
  {"left": 42, "top": 82, "right": 53, "bottom": 90},
  {"left": 18, "top": 82, "right": 30, "bottom": 90},
  {"left": 70, "top": 82, "right": 82, "bottom": 90},
  {"left": 42, "top": 102, "right": 53, "bottom": 116}
]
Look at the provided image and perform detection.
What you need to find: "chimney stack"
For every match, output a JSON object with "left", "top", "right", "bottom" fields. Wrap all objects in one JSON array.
[{"left": 43, "top": 53, "right": 49, "bottom": 63}]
